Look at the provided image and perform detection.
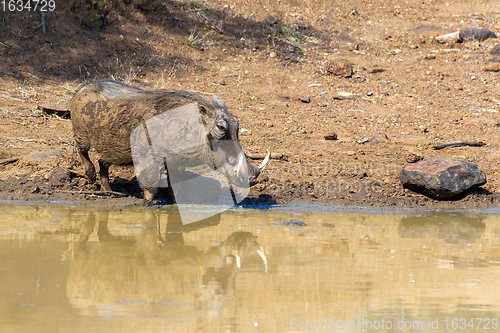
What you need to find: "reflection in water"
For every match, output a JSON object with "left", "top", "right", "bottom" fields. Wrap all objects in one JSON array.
[
  {"left": 67, "top": 210, "right": 266, "bottom": 320},
  {"left": 399, "top": 212, "right": 486, "bottom": 244},
  {"left": 0, "top": 205, "right": 499, "bottom": 332}
]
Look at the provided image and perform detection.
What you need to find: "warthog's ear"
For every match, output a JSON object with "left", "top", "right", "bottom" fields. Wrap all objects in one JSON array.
[
  {"left": 213, "top": 95, "right": 228, "bottom": 114},
  {"left": 199, "top": 105, "right": 211, "bottom": 125}
]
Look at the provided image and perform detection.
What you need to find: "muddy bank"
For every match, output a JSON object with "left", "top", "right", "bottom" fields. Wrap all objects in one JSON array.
[{"left": 0, "top": 146, "right": 498, "bottom": 209}]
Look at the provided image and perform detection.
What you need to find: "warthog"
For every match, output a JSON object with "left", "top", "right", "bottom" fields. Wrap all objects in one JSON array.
[{"left": 70, "top": 80, "right": 269, "bottom": 200}]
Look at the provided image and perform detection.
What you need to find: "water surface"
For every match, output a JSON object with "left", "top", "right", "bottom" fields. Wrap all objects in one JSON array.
[{"left": 0, "top": 204, "right": 499, "bottom": 332}]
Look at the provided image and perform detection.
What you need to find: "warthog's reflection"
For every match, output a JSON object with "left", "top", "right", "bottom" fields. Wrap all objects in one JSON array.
[{"left": 66, "top": 210, "right": 267, "bottom": 317}]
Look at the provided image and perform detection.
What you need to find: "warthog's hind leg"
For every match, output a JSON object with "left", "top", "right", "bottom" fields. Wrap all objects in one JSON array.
[
  {"left": 77, "top": 147, "right": 96, "bottom": 183},
  {"left": 98, "top": 159, "right": 112, "bottom": 192}
]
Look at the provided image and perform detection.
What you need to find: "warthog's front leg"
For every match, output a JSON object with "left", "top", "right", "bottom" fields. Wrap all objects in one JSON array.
[
  {"left": 98, "top": 159, "right": 112, "bottom": 192},
  {"left": 77, "top": 147, "right": 96, "bottom": 183}
]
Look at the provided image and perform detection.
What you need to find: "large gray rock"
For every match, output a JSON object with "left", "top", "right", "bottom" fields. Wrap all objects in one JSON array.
[
  {"left": 459, "top": 28, "right": 497, "bottom": 42},
  {"left": 399, "top": 158, "right": 486, "bottom": 199}
]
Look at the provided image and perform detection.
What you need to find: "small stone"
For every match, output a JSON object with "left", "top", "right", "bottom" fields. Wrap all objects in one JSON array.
[
  {"left": 491, "top": 44, "right": 500, "bottom": 56},
  {"left": 425, "top": 54, "right": 436, "bottom": 60},
  {"left": 323, "top": 60, "right": 354, "bottom": 77},
  {"left": 367, "top": 68, "right": 385, "bottom": 74},
  {"left": 435, "top": 31, "right": 460, "bottom": 43},
  {"left": 300, "top": 96, "right": 311, "bottom": 103},
  {"left": 239, "top": 128, "right": 252, "bottom": 136},
  {"left": 370, "top": 133, "right": 389, "bottom": 143},
  {"left": 419, "top": 125, "right": 428, "bottom": 133},
  {"left": 366, "top": 91, "right": 373, "bottom": 96},
  {"left": 346, "top": 151, "right": 355, "bottom": 156},
  {"left": 269, "top": 51, "right": 277, "bottom": 58},
  {"left": 399, "top": 158, "right": 487, "bottom": 199},
  {"left": 282, "top": 219, "right": 307, "bottom": 227},
  {"left": 406, "top": 152, "right": 424, "bottom": 163},
  {"left": 459, "top": 28, "right": 497, "bottom": 42},
  {"left": 389, "top": 49, "right": 401, "bottom": 55},
  {"left": 337, "top": 91, "right": 354, "bottom": 97},
  {"left": 483, "top": 63, "right": 500, "bottom": 72},
  {"left": 411, "top": 25, "right": 455, "bottom": 37},
  {"left": 324, "top": 132, "right": 338, "bottom": 140},
  {"left": 495, "top": 121, "right": 500, "bottom": 127},
  {"left": 218, "top": 79, "right": 226, "bottom": 85}
]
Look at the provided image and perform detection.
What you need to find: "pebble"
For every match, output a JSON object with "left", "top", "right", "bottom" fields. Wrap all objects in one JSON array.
[
  {"left": 425, "top": 54, "right": 436, "bottom": 60},
  {"left": 491, "top": 45, "right": 500, "bottom": 56},
  {"left": 367, "top": 68, "right": 385, "bottom": 74},
  {"left": 419, "top": 125, "right": 428, "bottom": 133},
  {"left": 483, "top": 63, "right": 500, "bottom": 72},
  {"left": 300, "top": 96, "right": 311, "bottom": 103},
  {"left": 370, "top": 133, "right": 389, "bottom": 143},
  {"left": 324, "top": 132, "right": 338, "bottom": 140},
  {"left": 434, "top": 31, "right": 460, "bottom": 43},
  {"left": 322, "top": 60, "right": 353, "bottom": 77},
  {"left": 239, "top": 128, "right": 252, "bottom": 136},
  {"left": 269, "top": 51, "right": 277, "bottom": 58}
]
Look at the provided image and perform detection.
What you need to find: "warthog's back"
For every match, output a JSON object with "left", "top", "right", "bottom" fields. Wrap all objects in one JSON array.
[{"left": 70, "top": 80, "right": 216, "bottom": 165}]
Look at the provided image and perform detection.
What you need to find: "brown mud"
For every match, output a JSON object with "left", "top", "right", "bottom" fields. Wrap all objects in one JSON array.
[{"left": 1, "top": 0, "right": 499, "bottom": 208}]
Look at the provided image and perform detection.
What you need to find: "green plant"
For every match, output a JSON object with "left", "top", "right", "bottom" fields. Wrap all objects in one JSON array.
[
  {"left": 268, "top": 26, "right": 308, "bottom": 48},
  {"left": 177, "top": 0, "right": 207, "bottom": 18},
  {"left": 187, "top": 25, "right": 215, "bottom": 48}
]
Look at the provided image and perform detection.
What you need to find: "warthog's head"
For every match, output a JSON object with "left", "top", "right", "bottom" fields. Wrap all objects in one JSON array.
[{"left": 204, "top": 95, "right": 269, "bottom": 188}]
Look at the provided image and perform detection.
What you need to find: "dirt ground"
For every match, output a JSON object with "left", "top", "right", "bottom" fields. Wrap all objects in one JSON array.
[{"left": 0, "top": 0, "right": 499, "bottom": 208}]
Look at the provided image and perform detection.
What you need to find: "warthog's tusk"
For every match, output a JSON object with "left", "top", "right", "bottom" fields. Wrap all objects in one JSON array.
[
  {"left": 257, "top": 247, "right": 268, "bottom": 273},
  {"left": 232, "top": 249, "right": 241, "bottom": 269},
  {"left": 258, "top": 148, "right": 271, "bottom": 171}
]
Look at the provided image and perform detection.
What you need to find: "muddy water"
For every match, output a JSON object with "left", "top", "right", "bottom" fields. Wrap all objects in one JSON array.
[{"left": 0, "top": 204, "right": 499, "bottom": 332}]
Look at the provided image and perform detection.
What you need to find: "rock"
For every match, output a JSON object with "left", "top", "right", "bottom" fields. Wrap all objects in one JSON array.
[
  {"left": 484, "top": 63, "right": 500, "bottom": 72},
  {"left": 495, "top": 121, "right": 500, "bottom": 127},
  {"left": 405, "top": 152, "right": 424, "bottom": 163},
  {"left": 419, "top": 125, "right": 428, "bottom": 133},
  {"left": 49, "top": 167, "right": 71, "bottom": 188},
  {"left": 38, "top": 104, "right": 71, "bottom": 119},
  {"left": 425, "top": 54, "right": 436, "bottom": 60},
  {"left": 435, "top": 31, "right": 460, "bottom": 43},
  {"left": 367, "top": 68, "right": 385, "bottom": 74},
  {"left": 370, "top": 133, "right": 389, "bottom": 143},
  {"left": 459, "top": 28, "right": 497, "bottom": 42},
  {"left": 411, "top": 25, "right": 456, "bottom": 37},
  {"left": 491, "top": 45, "right": 500, "bottom": 56},
  {"left": 399, "top": 158, "right": 487, "bottom": 199},
  {"left": 282, "top": 219, "right": 306, "bottom": 227},
  {"left": 269, "top": 51, "right": 277, "bottom": 58},
  {"left": 239, "top": 128, "right": 252, "bottom": 136},
  {"left": 322, "top": 60, "right": 353, "bottom": 77},
  {"left": 300, "top": 96, "right": 311, "bottom": 103},
  {"left": 324, "top": 132, "right": 338, "bottom": 140},
  {"left": 26, "top": 149, "right": 68, "bottom": 165}
]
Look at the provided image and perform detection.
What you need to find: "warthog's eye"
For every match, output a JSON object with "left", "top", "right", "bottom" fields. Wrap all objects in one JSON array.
[
  {"left": 211, "top": 120, "right": 228, "bottom": 140},
  {"left": 217, "top": 123, "right": 227, "bottom": 131}
]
